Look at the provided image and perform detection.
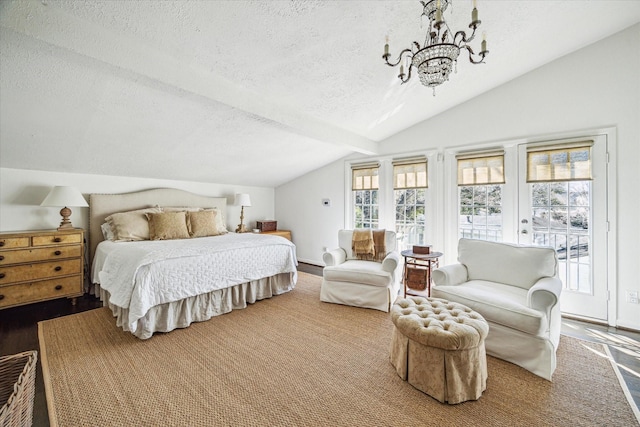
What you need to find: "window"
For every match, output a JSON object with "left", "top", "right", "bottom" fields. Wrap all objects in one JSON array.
[
  {"left": 527, "top": 141, "right": 593, "bottom": 293},
  {"left": 457, "top": 150, "right": 504, "bottom": 242},
  {"left": 394, "top": 157, "right": 427, "bottom": 250},
  {"left": 352, "top": 163, "right": 379, "bottom": 229},
  {"left": 459, "top": 185, "right": 502, "bottom": 241}
]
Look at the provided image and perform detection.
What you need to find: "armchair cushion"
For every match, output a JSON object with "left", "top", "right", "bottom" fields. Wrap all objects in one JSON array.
[
  {"left": 458, "top": 238, "right": 557, "bottom": 290},
  {"left": 432, "top": 280, "right": 548, "bottom": 337},
  {"left": 323, "top": 260, "right": 394, "bottom": 288}
]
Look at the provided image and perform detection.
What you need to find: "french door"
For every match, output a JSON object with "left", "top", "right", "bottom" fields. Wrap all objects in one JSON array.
[{"left": 517, "top": 135, "right": 609, "bottom": 321}]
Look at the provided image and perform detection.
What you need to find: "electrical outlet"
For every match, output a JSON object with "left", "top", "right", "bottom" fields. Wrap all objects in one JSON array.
[{"left": 626, "top": 290, "right": 639, "bottom": 304}]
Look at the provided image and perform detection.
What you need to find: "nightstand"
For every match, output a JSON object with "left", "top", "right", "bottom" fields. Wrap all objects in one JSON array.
[
  {"left": 0, "top": 229, "right": 85, "bottom": 309},
  {"left": 260, "top": 230, "right": 292, "bottom": 242}
]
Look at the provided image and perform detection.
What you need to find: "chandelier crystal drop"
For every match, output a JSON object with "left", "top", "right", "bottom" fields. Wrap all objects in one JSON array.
[{"left": 382, "top": 0, "right": 489, "bottom": 96}]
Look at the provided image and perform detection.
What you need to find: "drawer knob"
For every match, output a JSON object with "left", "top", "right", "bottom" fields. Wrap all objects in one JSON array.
[
  {"left": 0, "top": 294, "right": 4, "bottom": 300},
  {"left": 0, "top": 256, "right": 4, "bottom": 261},
  {"left": 54, "top": 250, "right": 62, "bottom": 256},
  {"left": 0, "top": 241, "right": 4, "bottom": 247},
  {"left": 54, "top": 237, "right": 62, "bottom": 243},
  {"left": 0, "top": 273, "right": 5, "bottom": 279},
  {"left": 55, "top": 285, "right": 63, "bottom": 290},
  {"left": 54, "top": 266, "right": 62, "bottom": 272}
]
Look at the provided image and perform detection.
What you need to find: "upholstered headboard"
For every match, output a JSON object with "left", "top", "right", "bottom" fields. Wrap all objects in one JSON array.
[{"left": 89, "top": 188, "right": 228, "bottom": 265}]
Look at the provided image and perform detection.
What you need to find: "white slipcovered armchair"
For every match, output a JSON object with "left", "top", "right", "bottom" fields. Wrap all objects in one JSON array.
[
  {"left": 320, "top": 230, "right": 402, "bottom": 312},
  {"left": 432, "top": 238, "right": 562, "bottom": 380}
]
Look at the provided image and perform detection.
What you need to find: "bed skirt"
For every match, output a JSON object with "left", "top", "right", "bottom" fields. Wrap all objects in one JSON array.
[{"left": 96, "top": 272, "right": 295, "bottom": 339}]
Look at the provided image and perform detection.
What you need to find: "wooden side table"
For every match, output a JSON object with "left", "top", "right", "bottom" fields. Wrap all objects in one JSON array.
[
  {"left": 260, "top": 230, "right": 292, "bottom": 242},
  {"left": 401, "top": 250, "right": 443, "bottom": 297}
]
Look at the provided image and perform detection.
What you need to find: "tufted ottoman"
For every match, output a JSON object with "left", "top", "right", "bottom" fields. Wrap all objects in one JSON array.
[{"left": 389, "top": 296, "right": 489, "bottom": 404}]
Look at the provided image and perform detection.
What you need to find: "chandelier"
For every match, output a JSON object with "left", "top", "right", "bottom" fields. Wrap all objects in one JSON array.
[{"left": 382, "top": 0, "right": 488, "bottom": 95}]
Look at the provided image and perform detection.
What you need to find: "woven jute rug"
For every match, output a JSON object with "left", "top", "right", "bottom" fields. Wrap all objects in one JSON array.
[{"left": 39, "top": 272, "right": 638, "bottom": 427}]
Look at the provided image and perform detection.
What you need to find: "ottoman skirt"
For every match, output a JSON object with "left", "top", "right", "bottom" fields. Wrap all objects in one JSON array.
[{"left": 389, "top": 297, "right": 489, "bottom": 404}]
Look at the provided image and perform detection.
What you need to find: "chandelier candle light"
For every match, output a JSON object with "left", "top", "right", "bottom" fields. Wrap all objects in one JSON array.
[{"left": 383, "top": 0, "right": 488, "bottom": 95}]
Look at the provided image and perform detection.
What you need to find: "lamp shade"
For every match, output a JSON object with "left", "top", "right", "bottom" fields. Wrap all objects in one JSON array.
[
  {"left": 40, "top": 186, "right": 88, "bottom": 207},
  {"left": 234, "top": 193, "right": 251, "bottom": 207}
]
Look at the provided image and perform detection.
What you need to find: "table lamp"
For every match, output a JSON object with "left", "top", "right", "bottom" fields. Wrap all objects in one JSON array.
[
  {"left": 40, "top": 186, "right": 89, "bottom": 230},
  {"left": 234, "top": 193, "right": 251, "bottom": 233}
]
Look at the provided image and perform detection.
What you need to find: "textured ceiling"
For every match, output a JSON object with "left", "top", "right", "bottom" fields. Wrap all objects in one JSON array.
[{"left": 1, "top": 0, "right": 639, "bottom": 187}]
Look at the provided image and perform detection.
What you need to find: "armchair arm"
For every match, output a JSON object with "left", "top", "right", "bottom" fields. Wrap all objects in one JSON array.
[
  {"left": 381, "top": 251, "right": 401, "bottom": 273},
  {"left": 323, "top": 248, "right": 346, "bottom": 267},
  {"left": 432, "top": 264, "right": 468, "bottom": 286},
  {"left": 527, "top": 276, "right": 562, "bottom": 314}
]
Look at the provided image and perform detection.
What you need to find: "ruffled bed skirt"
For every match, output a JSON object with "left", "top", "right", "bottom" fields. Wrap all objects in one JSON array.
[{"left": 96, "top": 272, "right": 295, "bottom": 339}]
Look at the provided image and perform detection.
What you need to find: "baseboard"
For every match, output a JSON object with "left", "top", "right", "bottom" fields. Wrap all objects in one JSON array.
[
  {"left": 297, "top": 258, "right": 324, "bottom": 267},
  {"left": 615, "top": 319, "right": 640, "bottom": 333},
  {"left": 562, "top": 313, "right": 640, "bottom": 333},
  {"left": 561, "top": 313, "right": 608, "bottom": 326}
]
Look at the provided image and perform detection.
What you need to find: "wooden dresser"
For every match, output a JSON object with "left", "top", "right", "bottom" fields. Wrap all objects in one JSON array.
[{"left": 0, "top": 229, "right": 84, "bottom": 309}]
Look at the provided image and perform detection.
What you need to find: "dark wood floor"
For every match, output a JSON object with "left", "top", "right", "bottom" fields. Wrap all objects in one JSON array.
[
  {"left": 0, "top": 294, "right": 103, "bottom": 426},
  {"left": 1, "top": 262, "right": 638, "bottom": 426}
]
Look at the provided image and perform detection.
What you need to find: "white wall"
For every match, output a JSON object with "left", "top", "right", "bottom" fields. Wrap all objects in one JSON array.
[
  {"left": 276, "top": 24, "right": 640, "bottom": 330},
  {"left": 274, "top": 159, "right": 346, "bottom": 264},
  {"left": 0, "top": 168, "right": 275, "bottom": 235}
]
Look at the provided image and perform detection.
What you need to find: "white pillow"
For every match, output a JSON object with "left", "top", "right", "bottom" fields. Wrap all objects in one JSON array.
[
  {"left": 203, "top": 208, "right": 228, "bottom": 234},
  {"left": 101, "top": 222, "right": 115, "bottom": 241},
  {"left": 105, "top": 207, "right": 162, "bottom": 241}
]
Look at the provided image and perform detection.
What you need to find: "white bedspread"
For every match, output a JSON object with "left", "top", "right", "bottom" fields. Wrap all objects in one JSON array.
[{"left": 94, "top": 233, "right": 297, "bottom": 332}]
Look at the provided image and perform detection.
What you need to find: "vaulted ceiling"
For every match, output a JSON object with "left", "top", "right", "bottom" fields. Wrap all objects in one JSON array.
[{"left": 1, "top": 1, "right": 639, "bottom": 187}]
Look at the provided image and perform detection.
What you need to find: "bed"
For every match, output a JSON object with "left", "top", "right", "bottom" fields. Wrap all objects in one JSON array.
[{"left": 89, "top": 188, "right": 297, "bottom": 339}]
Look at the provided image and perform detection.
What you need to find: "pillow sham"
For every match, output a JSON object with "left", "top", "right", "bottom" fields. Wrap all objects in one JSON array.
[
  {"left": 203, "top": 208, "right": 228, "bottom": 234},
  {"left": 106, "top": 207, "right": 162, "bottom": 241},
  {"left": 146, "top": 211, "right": 190, "bottom": 240},
  {"left": 162, "top": 206, "right": 203, "bottom": 213},
  {"left": 187, "top": 210, "right": 219, "bottom": 238}
]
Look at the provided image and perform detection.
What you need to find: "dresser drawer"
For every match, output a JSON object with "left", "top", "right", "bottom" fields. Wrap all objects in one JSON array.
[
  {"left": 0, "top": 236, "right": 30, "bottom": 249},
  {"left": 0, "top": 258, "right": 82, "bottom": 284},
  {"left": 0, "top": 275, "right": 82, "bottom": 308},
  {"left": 32, "top": 233, "right": 83, "bottom": 246},
  {"left": 0, "top": 245, "right": 82, "bottom": 265}
]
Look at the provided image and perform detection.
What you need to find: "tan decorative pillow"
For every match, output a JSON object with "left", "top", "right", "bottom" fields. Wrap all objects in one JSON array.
[
  {"left": 106, "top": 207, "right": 162, "bottom": 241},
  {"left": 146, "top": 211, "right": 190, "bottom": 240},
  {"left": 187, "top": 210, "right": 219, "bottom": 238}
]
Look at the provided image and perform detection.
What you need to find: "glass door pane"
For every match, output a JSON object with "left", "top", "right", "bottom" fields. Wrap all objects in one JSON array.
[{"left": 531, "top": 181, "right": 591, "bottom": 294}]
